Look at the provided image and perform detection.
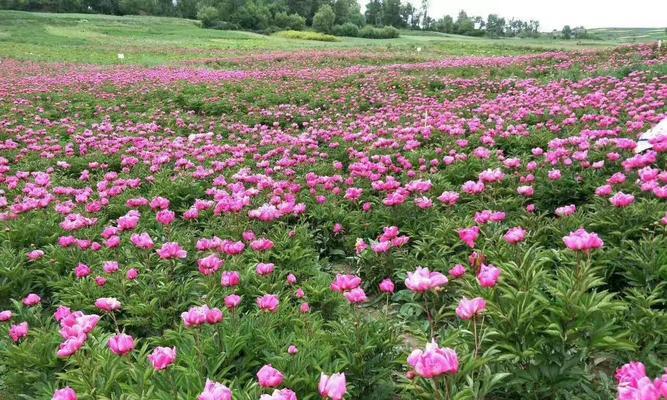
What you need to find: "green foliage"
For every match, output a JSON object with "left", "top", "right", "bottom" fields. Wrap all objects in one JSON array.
[
  {"left": 358, "top": 25, "right": 399, "bottom": 39},
  {"left": 196, "top": 5, "right": 218, "bottom": 28},
  {"left": 332, "top": 21, "right": 359, "bottom": 37},
  {"left": 274, "top": 30, "right": 338, "bottom": 42},
  {"left": 312, "top": 4, "right": 336, "bottom": 34},
  {"left": 274, "top": 11, "right": 306, "bottom": 31}
]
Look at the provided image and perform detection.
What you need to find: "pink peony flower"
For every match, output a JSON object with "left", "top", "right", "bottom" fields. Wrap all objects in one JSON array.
[
  {"left": 148, "top": 346, "right": 176, "bottom": 370},
  {"left": 256, "top": 262, "right": 275, "bottom": 277},
  {"left": 0, "top": 310, "right": 13, "bottom": 321},
  {"left": 288, "top": 345, "right": 298, "bottom": 355},
  {"left": 95, "top": 297, "right": 121, "bottom": 312},
  {"left": 330, "top": 274, "right": 362, "bottom": 293},
  {"left": 555, "top": 204, "right": 576, "bottom": 217},
  {"left": 224, "top": 294, "right": 241, "bottom": 310},
  {"left": 108, "top": 333, "right": 135, "bottom": 356},
  {"left": 503, "top": 227, "right": 527, "bottom": 245},
  {"left": 616, "top": 361, "right": 647, "bottom": 387},
  {"left": 595, "top": 184, "right": 613, "bottom": 197},
  {"left": 371, "top": 240, "right": 392, "bottom": 254},
  {"left": 562, "top": 228, "right": 604, "bottom": 252},
  {"left": 257, "top": 294, "right": 279, "bottom": 313},
  {"left": 27, "top": 250, "right": 44, "bottom": 261},
  {"left": 103, "top": 261, "right": 120, "bottom": 274},
  {"left": 250, "top": 238, "right": 274, "bottom": 252},
  {"left": 455, "top": 297, "right": 487, "bottom": 320},
  {"left": 206, "top": 307, "right": 223, "bottom": 324},
  {"left": 52, "top": 387, "right": 77, "bottom": 400},
  {"left": 131, "top": 232, "right": 154, "bottom": 250},
  {"left": 458, "top": 226, "right": 480, "bottom": 248},
  {"left": 75, "top": 263, "right": 91, "bottom": 279},
  {"left": 257, "top": 364, "right": 284, "bottom": 388},
  {"left": 221, "top": 271, "right": 241, "bottom": 287},
  {"left": 57, "top": 334, "right": 86, "bottom": 358},
  {"left": 407, "top": 340, "right": 458, "bottom": 378},
  {"left": 53, "top": 306, "right": 71, "bottom": 321},
  {"left": 379, "top": 278, "right": 395, "bottom": 293},
  {"left": 198, "top": 254, "right": 223, "bottom": 276},
  {"left": 156, "top": 209, "right": 175, "bottom": 225},
  {"left": 517, "top": 185, "right": 534, "bottom": 197},
  {"left": 449, "top": 264, "right": 466, "bottom": 278},
  {"left": 477, "top": 264, "right": 501, "bottom": 288},
  {"left": 609, "top": 192, "right": 635, "bottom": 208},
  {"left": 319, "top": 372, "right": 347, "bottom": 400},
  {"left": 157, "top": 242, "right": 187, "bottom": 260},
  {"left": 344, "top": 287, "right": 368, "bottom": 304},
  {"left": 23, "top": 293, "right": 41, "bottom": 307},
  {"left": 181, "top": 305, "right": 208, "bottom": 328},
  {"left": 127, "top": 268, "right": 139, "bottom": 280},
  {"left": 261, "top": 389, "right": 297, "bottom": 400},
  {"left": 198, "top": 379, "right": 232, "bottom": 400},
  {"left": 437, "top": 191, "right": 460, "bottom": 206},
  {"left": 405, "top": 267, "right": 448, "bottom": 293},
  {"left": 9, "top": 321, "right": 29, "bottom": 342}
]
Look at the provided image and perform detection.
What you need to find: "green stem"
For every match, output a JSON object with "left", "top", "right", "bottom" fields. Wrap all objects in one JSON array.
[
  {"left": 444, "top": 375, "right": 451, "bottom": 400},
  {"left": 194, "top": 329, "right": 205, "bottom": 375},
  {"left": 170, "top": 368, "right": 178, "bottom": 399},
  {"left": 423, "top": 293, "right": 434, "bottom": 338},
  {"left": 472, "top": 317, "right": 478, "bottom": 358}
]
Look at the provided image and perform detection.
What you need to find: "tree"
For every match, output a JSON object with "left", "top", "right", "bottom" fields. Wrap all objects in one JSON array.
[
  {"left": 399, "top": 2, "right": 415, "bottom": 29},
  {"left": 442, "top": 15, "right": 454, "bottom": 33},
  {"left": 573, "top": 26, "right": 587, "bottom": 39},
  {"left": 175, "top": 0, "right": 198, "bottom": 19},
  {"left": 348, "top": 2, "right": 364, "bottom": 26},
  {"left": 286, "top": 0, "right": 311, "bottom": 22},
  {"left": 333, "top": 0, "right": 351, "bottom": 25},
  {"left": 454, "top": 10, "right": 474, "bottom": 35},
  {"left": 419, "top": 0, "right": 428, "bottom": 29},
  {"left": 382, "top": 0, "right": 401, "bottom": 28},
  {"left": 364, "top": 0, "right": 382, "bottom": 26},
  {"left": 274, "top": 11, "right": 305, "bottom": 30},
  {"left": 528, "top": 20, "right": 540, "bottom": 37},
  {"left": 312, "top": 4, "right": 335, "bottom": 33},
  {"left": 485, "top": 14, "right": 505, "bottom": 37},
  {"left": 562, "top": 25, "right": 572, "bottom": 39}
]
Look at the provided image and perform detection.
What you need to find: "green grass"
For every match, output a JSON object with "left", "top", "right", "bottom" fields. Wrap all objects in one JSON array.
[
  {"left": 588, "top": 27, "right": 667, "bottom": 42},
  {"left": 0, "top": 10, "right": 664, "bottom": 66}
]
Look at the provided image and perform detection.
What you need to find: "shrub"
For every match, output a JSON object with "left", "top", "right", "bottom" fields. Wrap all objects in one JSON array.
[
  {"left": 274, "top": 12, "right": 306, "bottom": 31},
  {"left": 332, "top": 22, "right": 359, "bottom": 37},
  {"left": 274, "top": 30, "right": 338, "bottom": 42},
  {"left": 358, "top": 25, "right": 400, "bottom": 39},
  {"left": 196, "top": 6, "right": 219, "bottom": 29}
]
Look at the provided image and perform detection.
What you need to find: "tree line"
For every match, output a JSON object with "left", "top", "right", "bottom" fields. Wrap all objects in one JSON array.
[
  {"left": 425, "top": 10, "right": 541, "bottom": 38},
  {"left": 0, "top": 0, "right": 555, "bottom": 40}
]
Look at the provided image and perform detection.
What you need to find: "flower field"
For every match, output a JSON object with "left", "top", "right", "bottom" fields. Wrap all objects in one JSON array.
[{"left": 0, "top": 40, "right": 666, "bottom": 400}]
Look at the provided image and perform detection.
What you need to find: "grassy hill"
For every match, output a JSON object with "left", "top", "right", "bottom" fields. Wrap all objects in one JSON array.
[
  {"left": 0, "top": 10, "right": 664, "bottom": 66},
  {"left": 588, "top": 27, "right": 666, "bottom": 42}
]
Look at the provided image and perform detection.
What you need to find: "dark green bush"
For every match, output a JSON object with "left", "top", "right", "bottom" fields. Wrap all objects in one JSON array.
[
  {"left": 358, "top": 25, "right": 400, "bottom": 39},
  {"left": 332, "top": 22, "right": 359, "bottom": 37}
]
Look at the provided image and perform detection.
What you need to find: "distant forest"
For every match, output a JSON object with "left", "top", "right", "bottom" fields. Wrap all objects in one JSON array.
[{"left": 0, "top": 0, "right": 590, "bottom": 39}]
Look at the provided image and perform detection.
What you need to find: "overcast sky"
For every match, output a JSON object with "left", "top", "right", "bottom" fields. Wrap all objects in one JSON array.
[{"left": 361, "top": 0, "right": 666, "bottom": 31}]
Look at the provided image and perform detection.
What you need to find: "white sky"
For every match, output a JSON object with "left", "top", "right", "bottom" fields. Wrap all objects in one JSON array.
[{"left": 361, "top": 0, "right": 667, "bottom": 31}]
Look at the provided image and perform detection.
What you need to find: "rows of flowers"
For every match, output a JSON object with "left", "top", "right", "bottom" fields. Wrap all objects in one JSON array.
[{"left": 0, "top": 44, "right": 666, "bottom": 399}]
